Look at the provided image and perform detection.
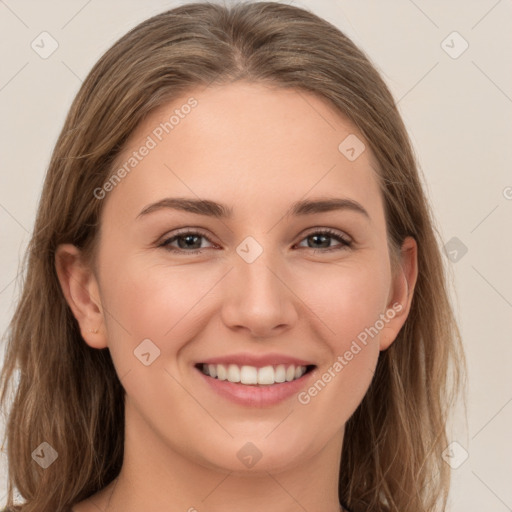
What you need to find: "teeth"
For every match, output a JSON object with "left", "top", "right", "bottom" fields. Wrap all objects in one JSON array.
[
  {"left": 227, "top": 364, "right": 241, "bottom": 383},
  {"left": 257, "top": 366, "right": 275, "bottom": 385},
  {"left": 217, "top": 364, "right": 227, "bottom": 381},
  {"left": 208, "top": 364, "right": 217, "bottom": 378},
  {"left": 240, "top": 365, "right": 258, "bottom": 384},
  {"left": 274, "top": 364, "right": 286, "bottom": 383},
  {"left": 200, "top": 363, "right": 308, "bottom": 385}
]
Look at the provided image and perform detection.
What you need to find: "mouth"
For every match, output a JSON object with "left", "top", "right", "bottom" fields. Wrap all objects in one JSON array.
[{"left": 194, "top": 363, "right": 317, "bottom": 386}]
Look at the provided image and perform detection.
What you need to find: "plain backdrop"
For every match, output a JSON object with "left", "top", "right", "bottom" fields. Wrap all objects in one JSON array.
[{"left": 0, "top": 0, "right": 511, "bottom": 510}]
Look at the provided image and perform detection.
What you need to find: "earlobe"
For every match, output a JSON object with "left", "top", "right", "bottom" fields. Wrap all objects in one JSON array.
[
  {"left": 379, "top": 236, "right": 418, "bottom": 351},
  {"left": 55, "top": 243, "right": 107, "bottom": 349}
]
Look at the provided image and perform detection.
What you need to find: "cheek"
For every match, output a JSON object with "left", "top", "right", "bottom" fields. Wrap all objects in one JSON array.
[
  {"left": 98, "top": 254, "right": 223, "bottom": 359},
  {"left": 293, "top": 258, "right": 389, "bottom": 413},
  {"left": 99, "top": 248, "right": 390, "bottom": 359},
  {"left": 96, "top": 257, "right": 221, "bottom": 426},
  {"left": 296, "top": 256, "right": 391, "bottom": 347}
]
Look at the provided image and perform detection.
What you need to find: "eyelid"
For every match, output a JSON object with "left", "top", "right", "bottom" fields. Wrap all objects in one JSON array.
[
  {"left": 160, "top": 226, "right": 352, "bottom": 243},
  {"left": 158, "top": 226, "right": 354, "bottom": 254},
  {"left": 157, "top": 227, "right": 218, "bottom": 249},
  {"left": 299, "top": 227, "right": 352, "bottom": 244},
  {"left": 158, "top": 226, "right": 215, "bottom": 241}
]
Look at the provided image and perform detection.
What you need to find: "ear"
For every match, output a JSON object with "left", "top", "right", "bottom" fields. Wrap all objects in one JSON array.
[
  {"left": 55, "top": 243, "right": 107, "bottom": 349},
  {"left": 379, "top": 236, "right": 418, "bottom": 351}
]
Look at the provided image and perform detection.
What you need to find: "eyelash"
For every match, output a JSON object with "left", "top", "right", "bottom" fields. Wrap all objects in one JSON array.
[{"left": 158, "top": 228, "right": 353, "bottom": 255}]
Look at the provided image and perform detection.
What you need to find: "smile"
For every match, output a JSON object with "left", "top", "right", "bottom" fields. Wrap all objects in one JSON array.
[{"left": 197, "top": 363, "right": 316, "bottom": 386}]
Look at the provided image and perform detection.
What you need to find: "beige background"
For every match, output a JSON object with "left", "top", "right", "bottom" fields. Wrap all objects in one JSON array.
[{"left": 1, "top": 0, "right": 511, "bottom": 510}]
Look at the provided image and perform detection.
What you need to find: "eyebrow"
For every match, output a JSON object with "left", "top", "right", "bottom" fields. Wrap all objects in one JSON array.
[{"left": 136, "top": 196, "right": 370, "bottom": 220}]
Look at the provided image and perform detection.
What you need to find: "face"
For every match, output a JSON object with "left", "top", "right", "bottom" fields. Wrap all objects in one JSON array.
[{"left": 58, "top": 81, "right": 416, "bottom": 475}]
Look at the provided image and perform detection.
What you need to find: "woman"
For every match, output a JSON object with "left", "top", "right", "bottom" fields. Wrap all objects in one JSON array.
[{"left": 0, "top": 2, "right": 465, "bottom": 511}]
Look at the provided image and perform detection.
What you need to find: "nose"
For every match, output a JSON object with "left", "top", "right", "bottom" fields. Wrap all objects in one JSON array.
[{"left": 220, "top": 250, "right": 299, "bottom": 339}]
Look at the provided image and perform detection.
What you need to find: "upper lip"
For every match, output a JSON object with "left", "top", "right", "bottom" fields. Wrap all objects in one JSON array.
[{"left": 197, "top": 353, "right": 316, "bottom": 368}]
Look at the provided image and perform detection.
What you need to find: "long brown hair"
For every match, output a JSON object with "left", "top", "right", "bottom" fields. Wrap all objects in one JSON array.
[{"left": 0, "top": 2, "right": 466, "bottom": 511}]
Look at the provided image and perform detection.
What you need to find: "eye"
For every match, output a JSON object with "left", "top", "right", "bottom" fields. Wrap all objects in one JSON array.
[
  {"left": 158, "top": 227, "right": 352, "bottom": 256},
  {"left": 159, "top": 230, "right": 216, "bottom": 254},
  {"left": 295, "top": 228, "right": 352, "bottom": 253}
]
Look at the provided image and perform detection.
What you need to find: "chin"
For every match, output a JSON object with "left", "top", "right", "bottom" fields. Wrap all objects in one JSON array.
[{"left": 192, "top": 432, "right": 316, "bottom": 475}]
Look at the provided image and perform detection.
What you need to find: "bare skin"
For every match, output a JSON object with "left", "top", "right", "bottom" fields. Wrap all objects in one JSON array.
[{"left": 57, "top": 81, "right": 417, "bottom": 512}]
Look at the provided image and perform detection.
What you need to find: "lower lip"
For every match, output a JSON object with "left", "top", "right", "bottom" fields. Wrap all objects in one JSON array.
[{"left": 195, "top": 366, "right": 316, "bottom": 407}]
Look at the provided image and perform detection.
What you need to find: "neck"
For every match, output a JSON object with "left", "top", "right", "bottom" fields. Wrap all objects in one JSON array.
[{"left": 95, "top": 402, "right": 345, "bottom": 512}]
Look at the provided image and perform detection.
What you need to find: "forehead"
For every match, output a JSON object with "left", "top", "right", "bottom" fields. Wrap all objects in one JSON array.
[{"left": 103, "top": 81, "right": 383, "bottom": 223}]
